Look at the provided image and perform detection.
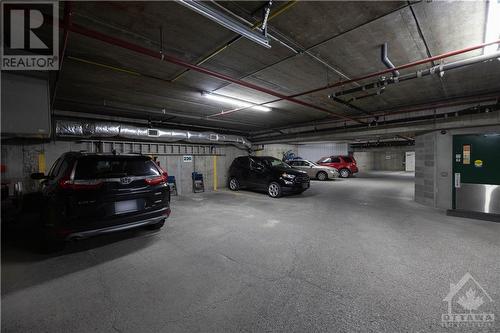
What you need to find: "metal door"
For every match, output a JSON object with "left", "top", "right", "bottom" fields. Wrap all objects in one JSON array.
[{"left": 453, "top": 134, "right": 500, "bottom": 214}]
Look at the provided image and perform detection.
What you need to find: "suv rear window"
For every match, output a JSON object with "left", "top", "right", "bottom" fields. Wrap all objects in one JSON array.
[
  {"left": 342, "top": 157, "right": 353, "bottom": 163},
  {"left": 74, "top": 156, "right": 160, "bottom": 180}
]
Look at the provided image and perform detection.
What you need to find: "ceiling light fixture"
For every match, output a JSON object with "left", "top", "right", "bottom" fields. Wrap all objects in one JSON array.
[
  {"left": 202, "top": 92, "right": 272, "bottom": 112},
  {"left": 484, "top": 0, "right": 500, "bottom": 55},
  {"left": 177, "top": 0, "right": 271, "bottom": 49}
]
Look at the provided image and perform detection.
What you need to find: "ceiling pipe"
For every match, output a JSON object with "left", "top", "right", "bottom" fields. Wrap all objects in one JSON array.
[
  {"left": 55, "top": 119, "right": 252, "bottom": 149},
  {"left": 329, "top": 50, "right": 500, "bottom": 100},
  {"left": 381, "top": 42, "right": 400, "bottom": 77},
  {"left": 54, "top": 111, "right": 250, "bottom": 135},
  {"left": 208, "top": 39, "right": 500, "bottom": 118},
  {"left": 57, "top": 14, "right": 499, "bottom": 123},
  {"left": 62, "top": 20, "right": 363, "bottom": 124},
  {"left": 56, "top": 98, "right": 263, "bottom": 128},
  {"left": 287, "top": 39, "right": 500, "bottom": 99},
  {"left": 250, "top": 92, "right": 500, "bottom": 137}
]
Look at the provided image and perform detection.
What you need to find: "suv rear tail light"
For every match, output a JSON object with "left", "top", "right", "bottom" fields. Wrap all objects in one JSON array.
[
  {"left": 157, "top": 164, "right": 168, "bottom": 179},
  {"left": 145, "top": 174, "right": 166, "bottom": 186}
]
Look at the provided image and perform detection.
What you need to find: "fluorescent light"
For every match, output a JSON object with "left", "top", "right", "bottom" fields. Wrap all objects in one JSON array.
[
  {"left": 202, "top": 92, "right": 272, "bottom": 112},
  {"left": 177, "top": 0, "right": 271, "bottom": 49},
  {"left": 484, "top": 0, "right": 500, "bottom": 55}
]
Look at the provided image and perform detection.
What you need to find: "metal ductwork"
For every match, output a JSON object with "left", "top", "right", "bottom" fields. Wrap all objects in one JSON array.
[{"left": 55, "top": 120, "right": 252, "bottom": 149}]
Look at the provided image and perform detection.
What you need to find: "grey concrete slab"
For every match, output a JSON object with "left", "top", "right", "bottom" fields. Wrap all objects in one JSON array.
[
  {"left": 2, "top": 172, "right": 499, "bottom": 332},
  {"left": 411, "top": 1, "right": 487, "bottom": 62}
]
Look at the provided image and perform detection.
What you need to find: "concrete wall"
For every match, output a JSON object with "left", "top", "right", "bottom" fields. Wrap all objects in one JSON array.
[
  {"left": 1, "top": 140, "right": 248, "bottom": 196},
  {"left": 353, "top": 151, "right": 373, "bottom": 170},
  {"left": 297, "top": 143, "right": 348, "bottom": 161},
  {"left": 353, "top": 146, "right": 414, "bottom": 171},
  {"left": 255, "top": 144, "right": 297, "bottom": 159},
  {"left": 373, "top": 151, "right": 405, "bottom": 171},
  {"left": 415, "top": 125, "right": 500, "bottom": 209}
]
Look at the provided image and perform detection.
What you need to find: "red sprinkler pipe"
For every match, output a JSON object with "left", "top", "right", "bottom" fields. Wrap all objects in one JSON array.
[
  {"left": 209, "top": 39, "right": 500, "bottom": 118},
  {"left": 62, "top": 18, "right": 500, "bottom": 122},
  {"left": 66, "top": 22, "right": 363, "bottom": 124},
  {"left": 289, "top": 39, "right": 500, "bottom": 98}
]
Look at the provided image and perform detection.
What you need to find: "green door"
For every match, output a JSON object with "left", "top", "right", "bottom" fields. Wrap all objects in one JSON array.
[{"left": 452, "top": 134, "right": 500, "bottom": 214}]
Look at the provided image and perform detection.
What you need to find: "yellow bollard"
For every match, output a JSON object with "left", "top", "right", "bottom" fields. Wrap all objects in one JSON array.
[
  {"left": 38, "top": 152, "right": 46, "bottom": 174},
  {"left": 213, "top": 155, "right": 217, "bottom": 191}
]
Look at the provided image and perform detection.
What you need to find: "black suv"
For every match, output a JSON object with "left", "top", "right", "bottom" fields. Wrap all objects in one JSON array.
[
  {"left": 31, "top": 152, "right": 171, "bottom": 250},
  {"left": 228, "top": 156, "right": 310, "bottom": 198}
]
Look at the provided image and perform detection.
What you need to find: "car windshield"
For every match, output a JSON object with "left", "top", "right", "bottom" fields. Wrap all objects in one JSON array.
[
  {"left": 306, "top": 160, "right": 319, "bottom": 166},
  {"left": 260, "top": 157, "right": 291, "bottom": 169},
  {"left": 74, "top": 156, "right": 160, "bottom": 179}
]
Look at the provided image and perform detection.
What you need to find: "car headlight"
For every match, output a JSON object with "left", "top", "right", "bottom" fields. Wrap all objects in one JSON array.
[{"left": 281, "top": 173, "right": 296, "bottom": 180}]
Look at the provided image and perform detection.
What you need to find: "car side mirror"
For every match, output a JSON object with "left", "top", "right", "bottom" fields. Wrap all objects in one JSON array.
[{"left": 31, "top": 172, "right": 47, "bottom": 180}]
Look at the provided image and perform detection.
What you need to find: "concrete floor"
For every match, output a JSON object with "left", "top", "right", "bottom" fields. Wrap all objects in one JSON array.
[{"left": 2, "top": 171, "right": 499, "bottom": 332}]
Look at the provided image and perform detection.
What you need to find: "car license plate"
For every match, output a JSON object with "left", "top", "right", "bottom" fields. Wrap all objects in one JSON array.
[
  {"left": 115, "top": 200, "right": 138, "bottom": 214},
  {"left": 302, "top": 182, "right": 309, "bottom": 189}
]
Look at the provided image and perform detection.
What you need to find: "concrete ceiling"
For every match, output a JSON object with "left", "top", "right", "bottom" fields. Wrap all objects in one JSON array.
[{"left": 55, "top": 1, "right": 500, "bottom": 137}]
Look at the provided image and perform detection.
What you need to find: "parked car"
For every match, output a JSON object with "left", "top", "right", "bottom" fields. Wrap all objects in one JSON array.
[
  {"left": 30, "top": 152, "right": 171, "bottom": 251},
  {"left": 228, "top": 156, "right": 310, "bottom": 198},
  {"left": 317, "top": 155, "right": 358, "bottom": 178},
  {"left": 288, "top": 159, "right": 339, "bottom": 180}
]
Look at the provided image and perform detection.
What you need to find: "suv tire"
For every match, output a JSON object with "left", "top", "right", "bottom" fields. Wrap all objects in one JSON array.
[
  {"left": 268, "top": 182, "right": 282, "bottom": 198},
  {"left": 229, "top": 177, "right": 240, "bottom": 191}
]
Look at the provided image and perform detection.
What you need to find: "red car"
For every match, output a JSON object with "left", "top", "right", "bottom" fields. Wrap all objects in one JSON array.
[{"left": 317, "top": 155, "right": 358, "bottom": 178}]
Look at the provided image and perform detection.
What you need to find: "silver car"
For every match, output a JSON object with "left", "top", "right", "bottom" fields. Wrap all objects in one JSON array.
[{"left": 287, "top": 159, "right": 339, "bottom": 180}]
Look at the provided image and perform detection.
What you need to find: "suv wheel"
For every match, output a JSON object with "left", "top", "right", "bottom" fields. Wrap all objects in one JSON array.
[
  {"left": 339, "top": 168, "right": 350, "bottom": 178},
  {"left": 229, "top": 177, "right": 240, "bottom": 191},
  {"left": 317, "top": 171, "right": 328, "bottom": 181},
  {"left": 268, "top": 182, "right": 282, "bottom": 198}
]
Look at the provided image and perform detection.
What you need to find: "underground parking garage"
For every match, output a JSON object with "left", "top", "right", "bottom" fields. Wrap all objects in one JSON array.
[{"left": 1, "top": 0, "right": 500, "bottom": 331}]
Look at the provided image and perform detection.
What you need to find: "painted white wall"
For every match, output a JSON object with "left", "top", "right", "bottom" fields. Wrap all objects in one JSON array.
[{"left": 297, "top": 143, "right": 348, "bottom": 162}]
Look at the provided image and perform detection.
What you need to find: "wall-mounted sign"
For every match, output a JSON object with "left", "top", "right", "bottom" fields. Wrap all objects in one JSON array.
[
  {"left": 183, "top": 155, "right": 193, "bottom": 163},
  {"left": 455, "top": 154, "right": 461, "bottom": 163},
  {"left": 474, "top": 160, "right": 483, "bottom": 168},
  {"left": 462, "top": 144, "right": 471, "bottom": 165}
]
